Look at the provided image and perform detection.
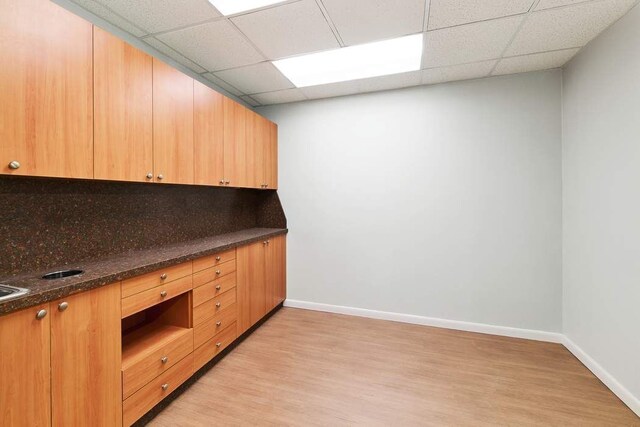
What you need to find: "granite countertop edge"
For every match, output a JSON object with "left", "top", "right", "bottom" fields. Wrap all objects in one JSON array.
[{"left": 0, "top": 228, "right": 288, "bottom": 316}]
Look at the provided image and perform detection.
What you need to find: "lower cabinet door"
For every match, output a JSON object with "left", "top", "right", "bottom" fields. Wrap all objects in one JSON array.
[
  {"left": 51, "top": 282, "right": 122, "bottom": 426},
  {"left": 266, "top": 235, "right": 286, "bottom": 311},
  {"left": 237, "top": 241, "right": 266, "bottom": 334},
  {"left": 0, "top": 304, "right": 51, "bottom": 427}
]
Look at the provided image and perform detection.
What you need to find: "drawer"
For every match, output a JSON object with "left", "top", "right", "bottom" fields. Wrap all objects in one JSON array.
[
  {"left": 192, "top": 259, "right": 236, "bottom": 288},
  {"left": 122, "top": 328, "right": 193, "bottom": 399},
  {"left": 123, "top": 353, "right": 194, "bottom": 426},
  {"left": 122, "top": 262, "right": 192, "bottom": 298},
  {"left": 194, "top": 304, "right": 237, "bottom": 349},
  {"left": 193, "top": 248, "right": 235, "bottom": 273},
  {"left": 122, "top": 275, "right": 192, "bottom": 318},
  {"left": 194, "top": 322, "right": 237, "bottom": 371},
  {"left": 193, "top": 273, "right": 236, "bottom": 307},
  {"left": 193, "top": 288, "right": 236, "bottom": 326}
]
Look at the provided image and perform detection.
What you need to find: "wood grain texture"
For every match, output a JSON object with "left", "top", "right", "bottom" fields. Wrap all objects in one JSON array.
[
  {"left": 248, "top": 241, "right": 267, "bottom": 325},
  {"left": 194, "top": 303, "right": 237, "bottom": 349},
  {"left": 153, "top": 58, "right": 194, "bottom": 185},
  {"left": 193, "top": 273, "right": 237, "bottom": 306},
  {"left": 0, "top": 304, "right": 51, "bottom": 427},
  {"left": 51, "top": 283, "right": 122, "bottom": 427},
  {"left": 223, "top": 97, "right": 248, "bottom": 188},
  {"left": 122, "top": 261, "right": 193, "bottom": 298},
  {"left": 193, "top": 287, "right": 237, "bottom": 326},
  {"left": 235, "top": 244, "right": 252, "bottom": 334},
  {"left": 94, "top": 27, "right": 153, "bottom": 182},
  {"left": 194, "top": 80, "right": 224, "bottom": 186},
  {"left": 150, "top": 308, "right": 640, "bottom": 426},
  {"left": 193, "top": 248, "right": 236, "bottom": 273},
  {"left": 193, "top": 321, "right": 237, "bottom": 371},
  {"left": 192, "top": 259, "right": 236, "bottom": 289},
  {"left": 266, "top": 235, "right": 286, "bottom": 310},
  {"left": 246, "top": 110, "right": 264, "bottom": 189},
  {"left": 121, "top": 275, "right": 192, "bottom": 318},
  {"left": 265, "top": 120, "right": 278, "bottom": 189},
  {"left": 0, "top": 0, "right": 93, "bottom": 178}
]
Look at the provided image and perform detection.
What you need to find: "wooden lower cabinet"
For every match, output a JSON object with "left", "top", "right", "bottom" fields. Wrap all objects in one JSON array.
[{"left": 0, "top": 304, "right": 51, "bottom": 427}]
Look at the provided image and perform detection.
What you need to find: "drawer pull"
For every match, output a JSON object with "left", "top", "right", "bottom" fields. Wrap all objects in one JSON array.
[
  {"left": 161, "top": 356, "right": 168, "bottom": 364},
  {"left": 35, "top": 309, "right": 47, "bottom": 320},
  {"left": 216, "top": 321, "right": 222, "bottom": 327},
  {"left": 215, "top": 285, "right": 221, "bottom": 291},
  {"left": 215, "top": 302, "right": 221, "bottom": 308},
  {"left": 216, "top": 342, "right": 222, "bottom": 348},
  {"left": 160, "top": 290, "right": 167, "bottom": 298},
  {"left": 215, "top": 256, "right": 221, "bottom": 261},
  {"left": 160, "top": 273, "right": 167, "bottom": 280},
  {"left": 215, "top": 270, "right": 221, "bottom": 275},
  {"left": 161, "top": 383, "right": 169, "bottom": 391},
  {"left": 58, "top": 302, "right": 69, "bottom": 312}
]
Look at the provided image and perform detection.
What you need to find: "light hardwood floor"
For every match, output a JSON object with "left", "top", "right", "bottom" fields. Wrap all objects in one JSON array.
[{"left": 150, "top": 308, "right": 639, "bottom": 426}]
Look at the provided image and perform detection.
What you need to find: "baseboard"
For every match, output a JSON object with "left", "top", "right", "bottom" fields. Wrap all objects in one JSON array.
[
  {"left": 562, "top": 336, "right": 640, "bottom": 416},
  {"left": 284, "top": 299, "right": 639, "bottom": 417},
  {"left": 283, "top": 299, "right": 564, "bottom": 343}
]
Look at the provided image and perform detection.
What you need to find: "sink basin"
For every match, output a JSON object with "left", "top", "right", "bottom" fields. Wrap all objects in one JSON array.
[
  {"left": 0, "top": 285, "right": 29, "bottom": 302},
  {"left": 42, "top": 269, "right": 84, "bottom": 280}
]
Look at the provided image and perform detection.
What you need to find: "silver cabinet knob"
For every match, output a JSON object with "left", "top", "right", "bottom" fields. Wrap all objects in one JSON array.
[
  {"left": 224, "top": 180, "right": 230, "bottom": 185},
  {"left": 219, "top": 179, "right": 225, "bottom": 185},
  {"left": 58, "top": 302, "right": 69, "bottom": 312},
  {"left": 263, "top": 241, "right": 268, "bottom": 245},
  {"left": 215, "top": 302, "right": 221, "bottom": 308},
  {"left": 160, "top": 273, "right": 167, "bottom": 280},
  {"left": 216, "top": 342, "right": 222, "bottom": 348},
  {"left": 215, "top": 285, "right": 221, "bottom": 291},
  {"left": 146, "top": 172, "right": 153, "bottom": 179},
  {"left": 216, "top": 321, "right": 222, "bottom": 327},
  {"left": 160, "top": 290, "right": 167, "bottom": 298},
  {"left": 215, "top": 256, "right": 221, "bottom": 261},
  {"left": 215, "top": 270, "right": 221, "bottom": 275},
  {"left": 157, "top": 174, "right": 164, "bottom": 180},
  {"left": 161, "top": 383, "right": 169, "bottom": 391},
  {"left": 8, "top": 161, "right": 21, "bottom": 170},
  {"left": 35, "top": 309, "right": 47, "bottom": 320},
  {"left": 161, "top": 356, "right": 168, "bottom": 364},
  {"left": 264, "top": 184, "right": 268, "bottom": 188},
  {"left": 266, "top": 240, "right": 270, "bottom": 244}
]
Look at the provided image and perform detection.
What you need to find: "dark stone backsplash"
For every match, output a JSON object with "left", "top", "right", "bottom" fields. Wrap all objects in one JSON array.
[{"left": 0, "top": 176, "right": 286, "bottom": 276}]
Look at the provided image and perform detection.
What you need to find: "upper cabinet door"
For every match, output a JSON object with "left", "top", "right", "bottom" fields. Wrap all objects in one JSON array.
[
  {"left": 153, "top": 58, "right": 194, "bottom": 185},
  {"left": 194, "top": 80, "right": 224, "bottom": 186},
  {"left": 246, "top": 110, "right": 265, "bottom": 189},
  {"left": 0, "top": 0, "right": 93, "bottom": 179},
  {"left": 265, "top": 120, "right": 278, "bottom": 189},
  {"left": 223, "top": 97, "right": 249, "bottom": 188},
  {"left": 94, "top": 27, "right": 153, "bottom": 183}
]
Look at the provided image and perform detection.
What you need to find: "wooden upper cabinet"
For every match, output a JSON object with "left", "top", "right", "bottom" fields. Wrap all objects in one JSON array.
[
  {"left": 94, "top": 27, "right": 153, "bottom": 183},
  {"left": 194, "top": 80, "right": 225, "bottom": 186},
  {"left": 153, "top": 58, "right": 194, "bottom": 185},
  {"left": 0, "top": 304, "right": 51, "bottom": 427},
  {"left": 223, "top": 97, "right": 249, "bottom": 188},
  {"left": 265, "top": 120, "right": 279, "bottom": 189},
  {"left": 246, "top": 110, "right": 264, "bottom": 189},
  {"left": 0, "top": 0, "right": 93, "bottom": 179},
  {"left": 51, "top": 283, "right": 122, "bottom": 426}
]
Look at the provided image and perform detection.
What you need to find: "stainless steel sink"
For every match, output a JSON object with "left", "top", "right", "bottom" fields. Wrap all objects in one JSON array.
[{"left": 0, "top": 285, "right": 29, "bottom": 302}]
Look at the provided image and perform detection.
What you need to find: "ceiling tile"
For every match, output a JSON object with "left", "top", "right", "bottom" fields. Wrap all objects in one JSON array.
[
  {"left": 301, "top": 70, "right": 422, "bottom": 99},
  {"left": 422, "top": 60, "right": 497, "bottom": 85},
  {"left": 241, "top": 95, "right": 261, "bottom": 107},
  {"left": 251, "top": 88, "right": 308, "bottom": 105},
  {"left": 214, "top": 62, "right": 294, "bottom": 94},
  {"left": 93, "top": 0, "right": 221, "bottom": 33},
  {"left": 506, "top": 0, "right": 636, "bottom": 56},
  {"left": 493, "top": 48, "right": 580, "bottom": 75},
  {"left": 143, "top": 37, "right": 207, "bottom": 73},
  {"left": 231, "top": 0, "right": 339, "bottom": 59},
  {"left": 202, "top": 73, "right": 245, "bottom": 96},
  {"left": 428, "top": 0, "right": 534, "bottom": 30},
  {"left": 157, "top": 20, "right": 264, "bottom": 71},
  {"left": 423, "top": 16, "right": 523, "bottom": 68},
  {"left": 71, "top": 0, "right": 147, "bottom": 36},
  {"left": 321, "top": 0, "right": 425, "bottom": 46},
  {"left": 535, "top": 0, "right": 590, "bottom": 11}
]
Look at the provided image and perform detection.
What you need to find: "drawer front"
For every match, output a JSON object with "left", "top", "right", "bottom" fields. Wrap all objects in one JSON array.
[
  {"left": 122, "top": 329, "right": 194, "bottom": 400},
  {"left": 193, "top": 249, "right": 236, "bottom": 273},
  {"left": 123, "top": 353, "right": 194, "bottom": 426},
  {"left": 194, "top": 322, "right": 237, "bottom": 371},
  {"left": 122, "top": 262, "right": 192, "bottom": 298},
  {"left": 192, "top": 259, "right": 236, "bottom": 288},
  {"left": 122, "top": 275, "right": 192, "bottom": 318},
  {"left": 194, "top": 304, "right": 237, "bottom": 349},
  {"left": 193, "top": 288, "right": 236, "bottom": 326},
  {"left": 192, "top": 273, "right": 236, "bottom": 307}
]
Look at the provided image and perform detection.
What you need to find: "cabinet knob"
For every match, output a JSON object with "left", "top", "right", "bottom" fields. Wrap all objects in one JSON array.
[
  {"left": 267, "top": 240, "right": 270, "bottom": 244},
  {"left": 215, "top": 256, "right": 221, "bottom": 261},
  {"left": 264, "top": 184, "right": 269, "bottom": 188},
  {"left": 215, "top": 270, "right": 221, "bottom": 275},
  {"left": 160, "top": 273, "right": 167, "bottom": 280},
  {"left": 161, "top": 356, "right": 168, "bottom": 364},
  {"left": 215, "top": 285, "right": 221, "bottom": 291},
  {"left": 216, "top": 321, "right": 222, "bottom": 327},
  {"left": 35, "top": 309, "right": 47, "bottom": 320},
  {"left": 157, "top": 174, "right": 164, "bottom": 180},
  {"left": 224, "top": 180, "right": 230, "bottom": 185},
  {"left": 58, "top": 302, "right": 69, "bottom": 312},
  {"left": 161, "top": 383, "right": 169, "bottom": 391},
  {"left": 216, "top": 342, "right": 222, "bottom": 348},
  {"left": 146, "top": 172, "right": 153, "bottom": 179},
  {"left": 160, "top": 290, "right": 167, "bottom": 298},
  {"left": 219, "top": 179, "right": 225, "bottom": 185},
  {"left": 215, "top": 302, "right": 221, "bottom": 308},
  {"left": 8, "top": 160, "right": 21, "bottom": 170},
  {"left": 263, "top": 241, "right": 268, "bottom": 245}
]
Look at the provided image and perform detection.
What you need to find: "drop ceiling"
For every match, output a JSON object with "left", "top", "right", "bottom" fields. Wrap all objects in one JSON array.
[{"left": 69, "top": 0, "right": 638, "bottom": 105}]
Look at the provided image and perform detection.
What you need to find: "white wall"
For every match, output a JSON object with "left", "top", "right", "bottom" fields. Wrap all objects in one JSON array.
[
  {"left": 562, "top": 3, "right": 640, "bottom": 406},
  {"left": 260, "top": 71, "right": 563, "bottom": 332}
]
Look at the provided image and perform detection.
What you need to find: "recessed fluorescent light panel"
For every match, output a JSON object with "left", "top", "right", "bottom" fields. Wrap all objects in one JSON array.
[
  {"left": 272, "top": 34, "right": 423, "bottom": 88},
  {"left": 208, "top": 0, "right": 287, "bottom": 15}
]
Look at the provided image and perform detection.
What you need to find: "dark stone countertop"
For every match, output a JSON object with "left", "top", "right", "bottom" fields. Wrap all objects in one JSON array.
[{"left": 0, "top": 227, "right": 287, "bottom": 316}]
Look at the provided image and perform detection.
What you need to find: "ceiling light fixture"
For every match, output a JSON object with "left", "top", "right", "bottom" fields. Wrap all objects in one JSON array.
[
  {"left": 272, "top": 34, "right": 424, "bottom": 88},
  {"left": 208, "top": 0, "right": 287, "bottom": 15}
]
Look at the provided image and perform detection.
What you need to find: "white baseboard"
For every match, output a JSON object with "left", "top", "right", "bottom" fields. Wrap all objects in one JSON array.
[
  {"left": 283, "top": 299, "right": 564, "bottom": 343},
  {"left": 284, "top": 299, "right": 639, "bottom": 417},
  {"left": 562, "top": 336, "right": 640, "bottom": 416}
]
